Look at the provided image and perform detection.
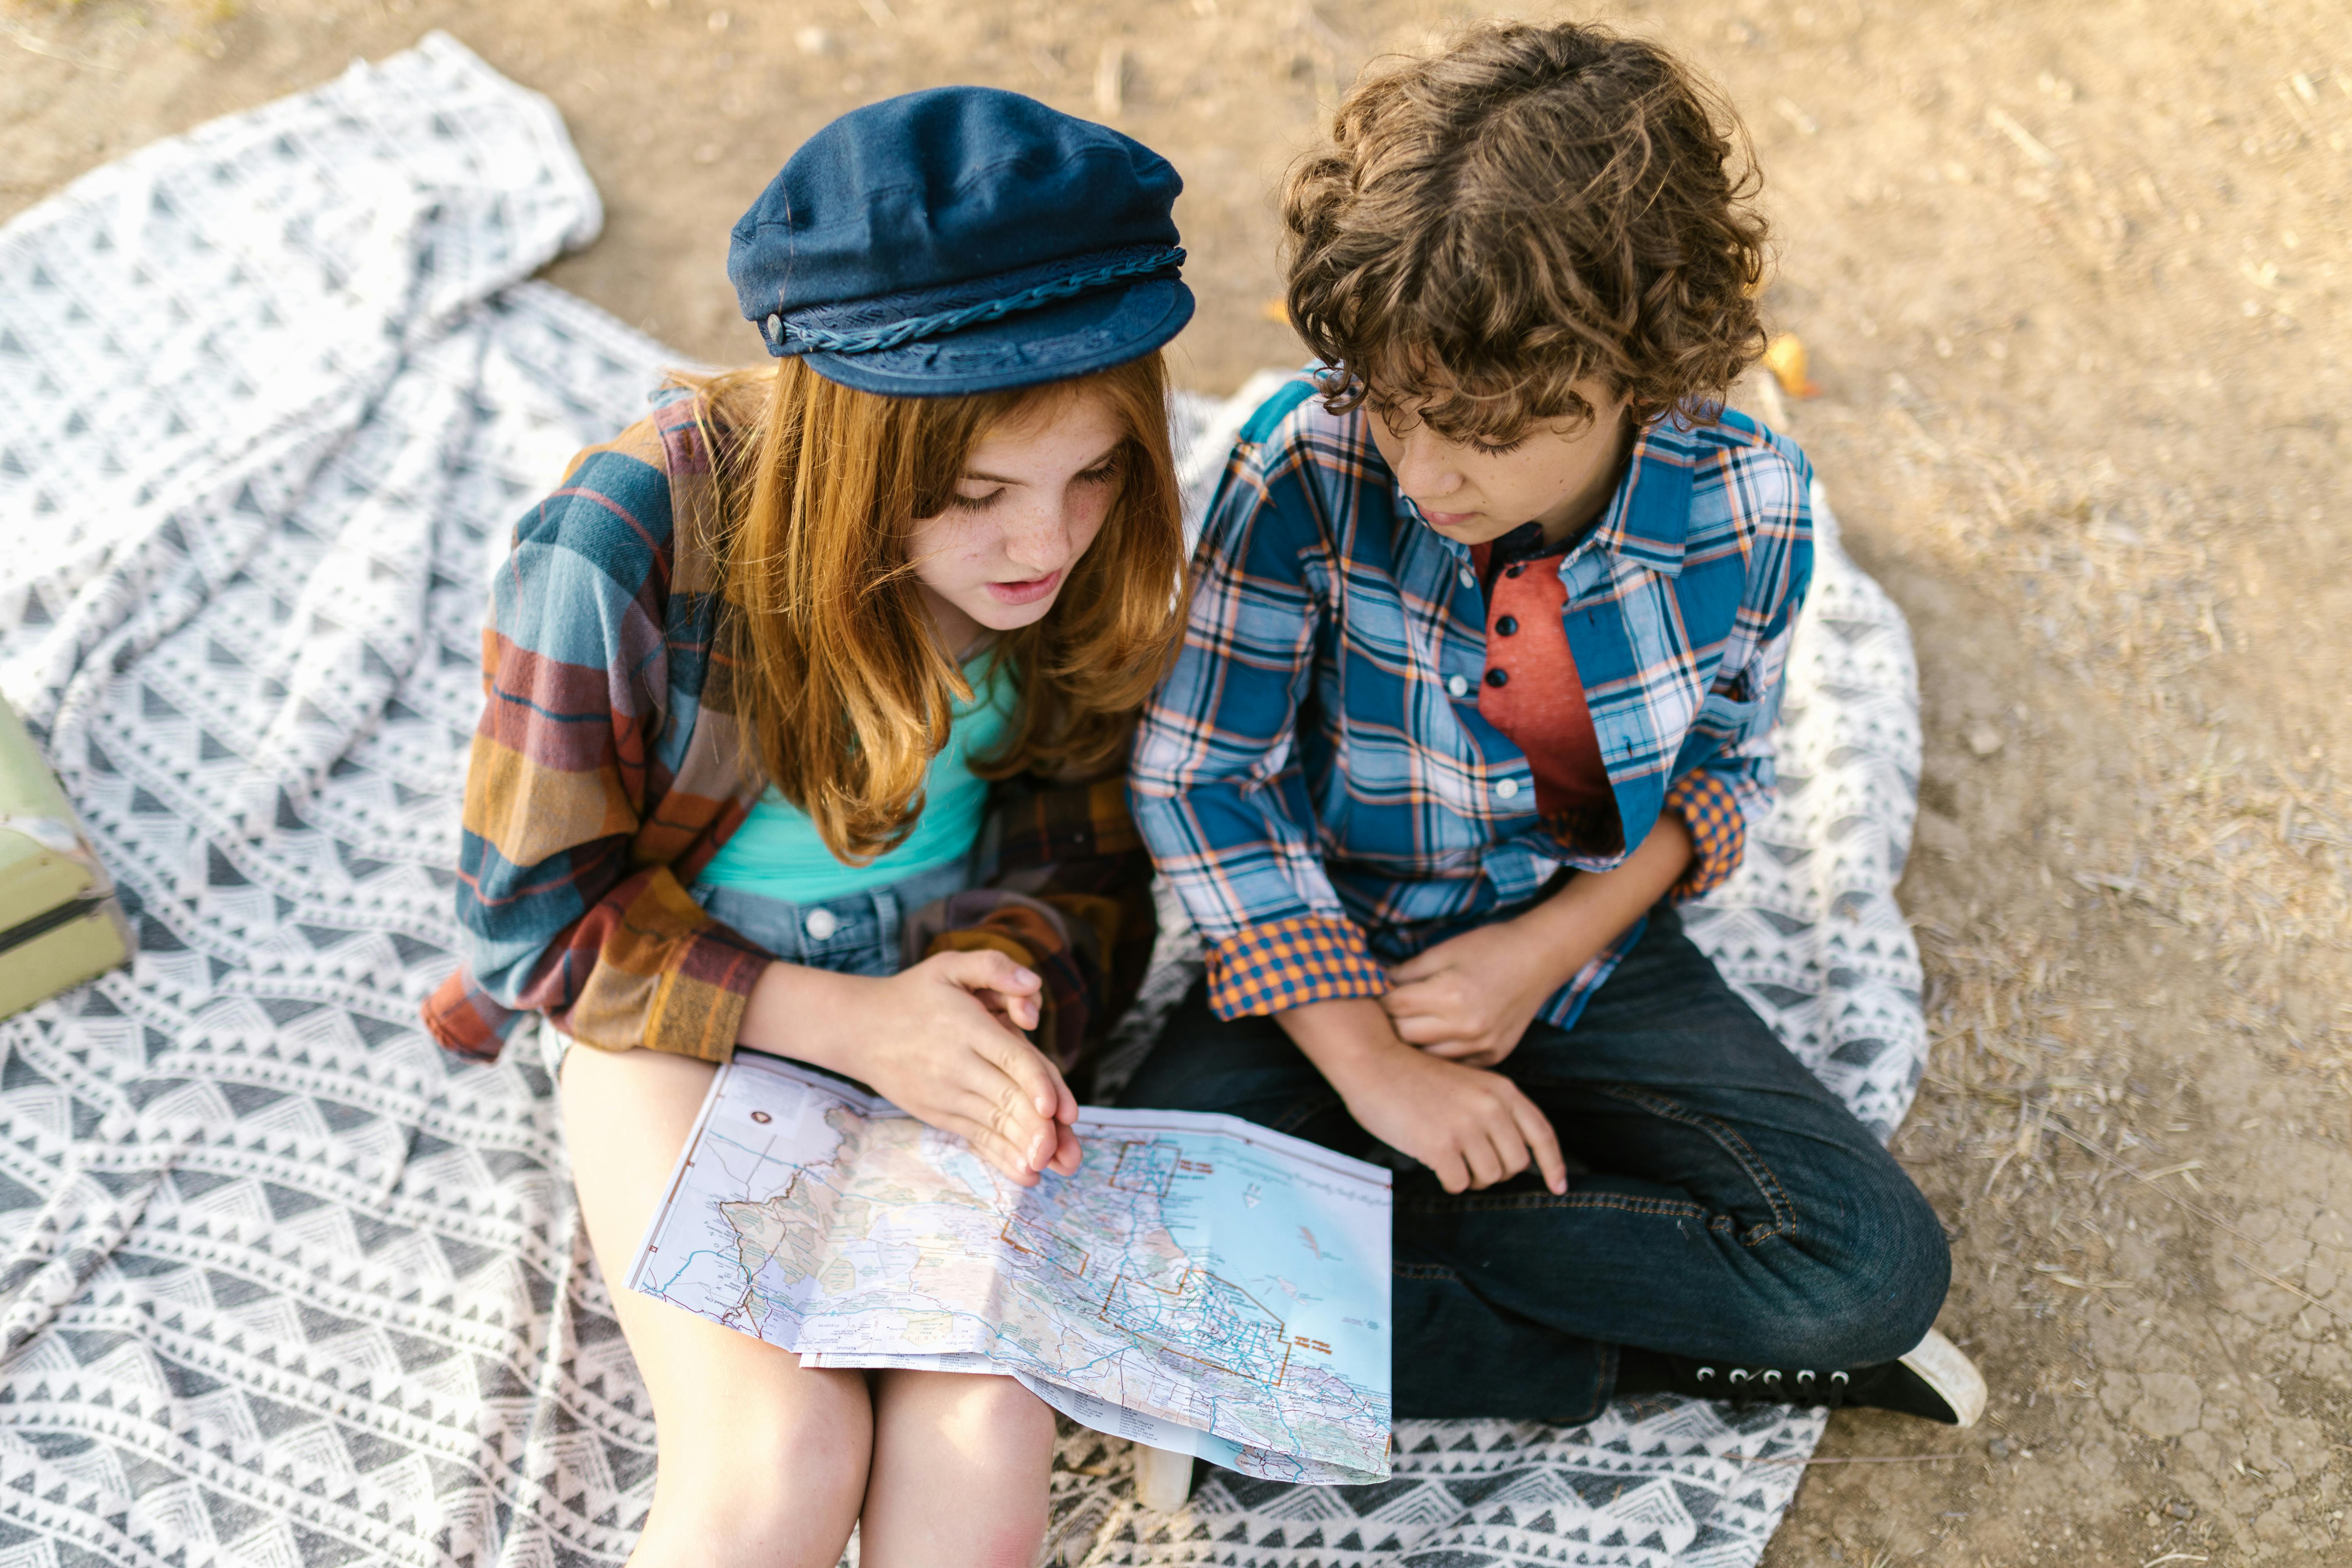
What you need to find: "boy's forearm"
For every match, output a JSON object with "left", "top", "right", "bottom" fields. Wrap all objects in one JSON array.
[
  {"left": 1277, "top": 813, "right": 1696, "bottom": 1074},
  {"left": 1513, "top": 810, "right": 1695, "bottom": 984},
  {"left": 1272, "top": 996, "right": 1413, "bottom": 1094}
]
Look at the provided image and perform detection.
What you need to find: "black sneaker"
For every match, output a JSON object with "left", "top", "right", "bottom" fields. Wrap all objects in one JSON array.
[{"left": 1621, "top": 1327, "right": 1987, "bottom": 1426}]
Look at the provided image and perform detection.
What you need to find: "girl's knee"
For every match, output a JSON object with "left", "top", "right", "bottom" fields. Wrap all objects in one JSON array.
[
  {"left": 928, "top": 1373, "right": 1057, "bottom": 1460},
  {"left": 659, "top": 1408, "right": 864, "bottom": 1500},
  {"left": 860, "top": 1376, "right": 1051, "bottom": 1568},
  {"left": 969, "top": 1525, "right": 1054, "bottom": 1568},
  {"left": 640, "top": 1386, "right": 869, "bottom": 1561}
]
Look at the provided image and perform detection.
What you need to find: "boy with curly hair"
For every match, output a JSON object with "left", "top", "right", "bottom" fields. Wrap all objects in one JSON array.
[{"left": 1128, "top": 21, "right": 1983, "bottom": 1426}]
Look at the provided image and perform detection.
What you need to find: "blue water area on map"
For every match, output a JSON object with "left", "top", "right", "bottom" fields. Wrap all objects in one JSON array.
[{"left": 1060, "top": 1114, "right": 1392, "bottom": 1415}]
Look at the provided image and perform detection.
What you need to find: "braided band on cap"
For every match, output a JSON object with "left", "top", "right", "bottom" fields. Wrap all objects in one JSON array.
[{"left": 778, "top": 246, "right": 1184, "bottom": 356}]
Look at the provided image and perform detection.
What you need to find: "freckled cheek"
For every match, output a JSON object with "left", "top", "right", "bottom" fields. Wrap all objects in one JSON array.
[
  {"left": 1511, "top": 448, "right": 1591, "bottom": 509},
  {"left": 1071, "top": 491, "right": 1116, "bottom": 556},
  {"left": 908, "top": 517, "right": 1003, "bottom": 588},
  {"left": 1477, "top": 455, "right": 1541, "bottom": 512}
]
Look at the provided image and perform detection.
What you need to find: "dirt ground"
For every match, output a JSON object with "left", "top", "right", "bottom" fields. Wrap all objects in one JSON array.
[{"left": 7, "top": 0, "right": 2350, "bottom": 1561}]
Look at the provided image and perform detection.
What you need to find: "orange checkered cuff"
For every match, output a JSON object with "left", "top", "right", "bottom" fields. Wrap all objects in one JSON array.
[
  {"left": 1205, "top": 915, "right": 1390, "bottom": 1020},
  {"left": 1664, "top": 769, "right": 1746, "bottom": 903}
]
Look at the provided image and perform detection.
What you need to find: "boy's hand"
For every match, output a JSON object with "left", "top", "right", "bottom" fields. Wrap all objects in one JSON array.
[
  {"left": 743, "top": 952, "right": 1081, "bottom": 1187},
  {"left": 1381, "top": 915, "right": 1599, "bottom": 1069},
  {"left": 1337, "top": 1044, "right": 1568, "bottom": 1195},
  {"left": 1274, "top": 998, "right": 1567, "bottom": 1195},
  {"left": 1385, "top": 812, "right": 1698, "bottom": 1065}
]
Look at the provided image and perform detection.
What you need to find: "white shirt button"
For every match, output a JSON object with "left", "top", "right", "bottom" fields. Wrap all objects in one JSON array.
[
  {"left": 1446, "top": 674, "right": 1470, "bottom": 699},
  {"left": 803, "top": 907, "right": 840, "bottom": 940},
  {"left": 1458, "top": 567, "right": 1476, "bottom": 590},
  {"left": 1496, "top": 778, "right": 1521, "bottom": 800}
]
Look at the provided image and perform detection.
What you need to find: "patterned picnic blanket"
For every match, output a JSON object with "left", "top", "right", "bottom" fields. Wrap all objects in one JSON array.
[{"left": 0, "top": 34, "right": 1929, "bottom": 1568}]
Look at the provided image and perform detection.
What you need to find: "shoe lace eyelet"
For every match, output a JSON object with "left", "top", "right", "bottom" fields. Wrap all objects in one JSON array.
[
  {"left": 1695, "top": 1366, "right": 1715, "bottom": 1383},
  {"left": 1761, "top": 1370, "right": 1782, "bottom": 1388}
]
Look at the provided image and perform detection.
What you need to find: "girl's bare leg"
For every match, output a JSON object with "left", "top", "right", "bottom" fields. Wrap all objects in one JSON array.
[
  {"left": 561, "top": 1042, "right": 872, "bottom": 1568},
  {"left": 859, "top": 1370, "right": 1056, "bottom": 1568}
]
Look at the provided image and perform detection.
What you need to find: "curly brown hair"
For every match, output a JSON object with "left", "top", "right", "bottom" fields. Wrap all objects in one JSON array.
[{"left": 1282, "top": 20, "right": 1771, "bottom": 441}]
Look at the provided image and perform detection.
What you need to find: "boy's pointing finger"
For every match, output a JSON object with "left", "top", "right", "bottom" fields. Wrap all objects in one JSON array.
[{"left": 1514, "top": 1098, "right": 1569, "bottom": 1195}]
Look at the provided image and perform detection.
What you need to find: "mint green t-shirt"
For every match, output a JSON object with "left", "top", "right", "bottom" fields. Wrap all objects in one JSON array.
[{"left": 697, "top": 654, "right": 1018, "bottom": 903}]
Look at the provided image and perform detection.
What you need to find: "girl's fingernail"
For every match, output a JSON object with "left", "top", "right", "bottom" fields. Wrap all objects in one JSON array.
[{"left": 1015, "top": 968, "right": 1038, "bottom": 985}]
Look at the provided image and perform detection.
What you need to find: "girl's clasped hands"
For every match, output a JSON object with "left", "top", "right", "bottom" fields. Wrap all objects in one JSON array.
[{"left": 739, "top": 945, "right": 1081, "bottom": 1186}]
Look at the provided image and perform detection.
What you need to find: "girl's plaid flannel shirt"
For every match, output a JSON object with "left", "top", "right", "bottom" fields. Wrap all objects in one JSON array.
[
  {"left": 421, "top": 394, "right": 1157, "bottom": 1067},
  {"left": 1131, "top": 381, "right": 1814, "bottom": 1029}
]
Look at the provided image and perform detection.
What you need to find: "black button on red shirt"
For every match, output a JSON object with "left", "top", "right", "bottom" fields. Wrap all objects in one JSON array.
[{"left": 1467, "top": 522, "right": 1616, "bottom": 836}]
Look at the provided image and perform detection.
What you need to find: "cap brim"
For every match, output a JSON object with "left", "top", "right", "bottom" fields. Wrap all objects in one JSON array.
[{"left": 796, "top": 279, "right": 1194, "bottom": 397}]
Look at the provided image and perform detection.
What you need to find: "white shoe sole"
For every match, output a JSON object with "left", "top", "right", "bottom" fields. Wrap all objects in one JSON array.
[{"left": 1899, "top": 1327, "right": 1988, "bottom": 1427}]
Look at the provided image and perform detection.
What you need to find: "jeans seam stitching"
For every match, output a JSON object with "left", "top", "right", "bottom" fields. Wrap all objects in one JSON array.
[
  {"left": 1590, "top": 1083, "right": 1798, "bottom": 1247},
  {"left": 1402, "top": 1191, "right": 1708, "bottom": 1219}
]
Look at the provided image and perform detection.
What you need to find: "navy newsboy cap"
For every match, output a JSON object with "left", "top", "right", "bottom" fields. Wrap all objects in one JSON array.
[{"left": 729, "top": 87, "right": 1193, "bottom": 396}]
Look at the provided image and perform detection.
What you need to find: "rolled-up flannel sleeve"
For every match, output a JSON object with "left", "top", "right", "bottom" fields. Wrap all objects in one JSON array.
[
  {"left": 1663, "top": 461, "right": 1816, "bottom": 903},
  {"left": 421, "top": 452, "right": 766, "bottom": 1063},
  {"left": 1129, "top": 434, "right": 1388, "bottom": 1020}
]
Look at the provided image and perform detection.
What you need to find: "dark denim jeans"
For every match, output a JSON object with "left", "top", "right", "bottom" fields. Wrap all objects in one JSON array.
[{"left": 1118, "top": 903, "right": 1952, "bottom": 1422}]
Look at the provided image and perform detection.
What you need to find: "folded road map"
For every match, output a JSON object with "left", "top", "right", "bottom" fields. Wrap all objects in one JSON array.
[{"left": 627, "top": 1052, "right": 1394, "bottom": 1483}]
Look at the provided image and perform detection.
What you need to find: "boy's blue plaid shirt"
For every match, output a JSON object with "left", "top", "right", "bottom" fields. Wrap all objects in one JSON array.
[{"left": 1131, "top": 380, "right": 1815, "bottom": 1028}]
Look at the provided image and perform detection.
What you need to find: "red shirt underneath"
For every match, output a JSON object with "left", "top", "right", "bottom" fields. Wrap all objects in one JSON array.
[{"left": 1471, "top": 536, "right": 1622, "bottom": 852}]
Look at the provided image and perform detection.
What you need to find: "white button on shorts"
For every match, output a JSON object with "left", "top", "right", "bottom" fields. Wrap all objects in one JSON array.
[
  {"left": 1446, "top": 674, "right": 1470, "bottom": 698},
  {"left": 1496, "top": 778, "right": 1521, "bottom": 799},
  {"left": 803, "top": 907, "right": 840, "bottom": 940}
]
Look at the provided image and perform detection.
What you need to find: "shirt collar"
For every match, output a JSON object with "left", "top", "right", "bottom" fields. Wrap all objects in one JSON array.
[{"left": 1586, "top": 414, "right": 1697, "bottom": 577}]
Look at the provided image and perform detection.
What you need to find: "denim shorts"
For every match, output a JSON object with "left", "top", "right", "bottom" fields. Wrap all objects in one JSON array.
[
  {"left": 539, "top": 855, "right": 975, "bottom": 1081},
  {"left": 693, "top": 856, "right": 975, "bottom": 978}
]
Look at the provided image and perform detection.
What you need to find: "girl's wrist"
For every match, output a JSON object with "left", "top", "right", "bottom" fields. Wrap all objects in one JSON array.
[{"left": 739, "top": 960, "right": 871, "bottom": 1069}]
